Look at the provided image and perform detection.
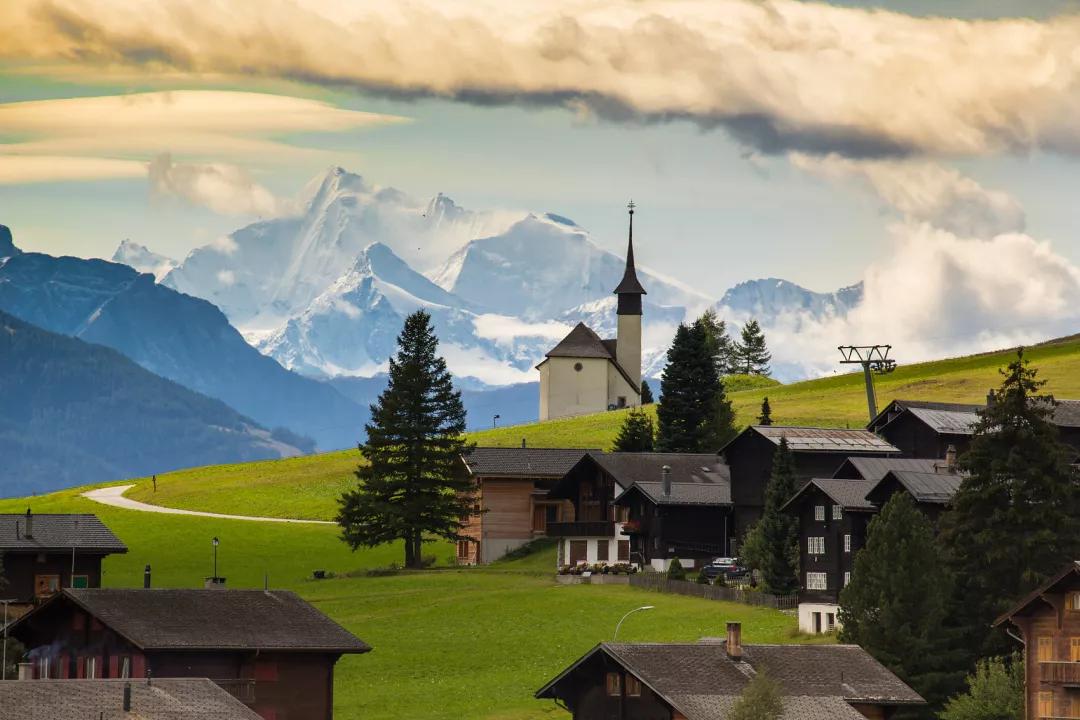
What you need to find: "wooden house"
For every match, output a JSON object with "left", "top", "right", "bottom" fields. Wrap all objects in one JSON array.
[
  {"left": 457, "top": 447, "right": 589, "bottom": 564},
  {"left": 612, "top": 458, "right": 733, "bottom": 571},
  {"left": 7, "top": 588, "right": 371, "bottom": 720},
  {"left": 994, "top": 561, "right": 1080, "bottom": 720},
  {"left": 0, "top": 511, "right": 127, "bottom": 608},
  {"left": 546, "top": 452, "right": 729, "bottom": 570},
  {"left": 0, "top": 678, "right": 263, "bottom": 720},
  {"left": 719, "top": 426, "right": 899, "bottom": 540},
  {"left": 535, "top": 621, "right": 925, "bottom": 719}
]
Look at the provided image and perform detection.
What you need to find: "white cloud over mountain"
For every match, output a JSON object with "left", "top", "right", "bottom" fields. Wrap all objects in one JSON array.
[
  {"left": 149, "top": 154, "right": 287, "bottom": 217},
  {"left": 7, "top": 1, "right": 1080, "bottom": 158}
]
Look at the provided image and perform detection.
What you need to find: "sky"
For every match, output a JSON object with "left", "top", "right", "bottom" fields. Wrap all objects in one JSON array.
[{"left": 1, "top": 0, "right": 1080, "bottom": 366}]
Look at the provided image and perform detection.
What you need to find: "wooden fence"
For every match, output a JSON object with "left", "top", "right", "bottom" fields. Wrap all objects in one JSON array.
[{"left": 630, "top": 573, "right": 798, "bottom": 611}]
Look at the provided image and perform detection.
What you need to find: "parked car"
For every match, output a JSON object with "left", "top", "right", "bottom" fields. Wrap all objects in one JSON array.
[{"left": 700, "top": 557, "right": 749, "bottom": 580}]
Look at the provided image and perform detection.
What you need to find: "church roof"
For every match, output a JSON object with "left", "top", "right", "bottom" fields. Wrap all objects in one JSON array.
[
  {"left": 544, "top": 323, "right": 614, "bottom": 359},
  {"left": 613, "top": 209, "right": 646, "bottom": 296}
]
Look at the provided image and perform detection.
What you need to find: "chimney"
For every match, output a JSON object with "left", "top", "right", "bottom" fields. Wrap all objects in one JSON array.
[
  {"left": 24, "top": 508, "right": 32, "bottom": 539},
  {"left": 662, "top": 465, "right": 672, "bottom": 497},
  {"left": 726, "top": 622, "right": 742, "bottom": 660},
  {"left": 17, "top": 663, "right": 32, "bottom": 681},
  {"left": 143, "top": 564, "right": 152, "bottom": 589},
  {"left": 945, "top": 445, "right": 957, "bottom": 473},
  {"left": 521, "top": 438, "right": 526, "bottom": 449},
  {"left": 123, "top": 682, "right": 132, "bottom": 712}
]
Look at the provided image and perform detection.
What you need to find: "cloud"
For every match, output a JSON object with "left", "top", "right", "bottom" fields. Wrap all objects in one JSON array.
[
  {"left": 149, "top": 153, "right": 286, "bottom": 216},
  {"left": 473, "top": 314, "right": 572, "bottom": 345},
  {"left": 4, "top": 1, "right": 1080, "bottom": 157},
  {"left": 790, "top": 154, "right": 1026, "bottom": 237},
  {"left": 0, "top": 155, "right": 146, "bottom": 184}
]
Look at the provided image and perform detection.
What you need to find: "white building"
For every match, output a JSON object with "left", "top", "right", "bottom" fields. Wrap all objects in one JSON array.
[{"left": 536, "top": 204, "right": 644, "bottom": 421}]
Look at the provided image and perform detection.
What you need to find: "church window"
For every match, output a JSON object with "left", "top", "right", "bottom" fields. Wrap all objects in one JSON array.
[{"left": 573, "top": 362, "right": 583, "bottom": 372}]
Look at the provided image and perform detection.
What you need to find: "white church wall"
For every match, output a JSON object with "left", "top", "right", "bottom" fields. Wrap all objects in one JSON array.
[{"left": 541, "top": 356, "right": 610, "bottom": 420}]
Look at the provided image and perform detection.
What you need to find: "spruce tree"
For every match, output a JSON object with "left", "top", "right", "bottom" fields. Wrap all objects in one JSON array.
[
  {"left": 695, "top": 308, "right": 736, "bottom": 375},
  {"left": 840, "top": 493, "right": 966, "bottom": 714},
  {"left": 657, "top": 323, "right": 737, "bottom": 452},
  {"left": 612, "top": 407, "right": 655, "bottom": 452},
  {"left": 734, "top": 319, "right": 771, "bottom": 375},
  {"left": 940, "top": 349, "right": 1080, "bottom": 660},
  {"left": 758, "top": 397, "right": 773, "bottom": 425},
  {"left": 640, "top": 379, "right": 654, "bottom": 404},
  {"left": 337, "top": 311, "right": 475, "bottom": 568},
  {"left": 755, "top": 437, "right": 800, "bottom": 594}
]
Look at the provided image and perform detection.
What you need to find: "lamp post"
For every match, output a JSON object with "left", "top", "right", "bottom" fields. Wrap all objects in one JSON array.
[
  {"left": 212, "top": 537, "right": 220, "bottom": 581},
  {"left": 493, "top": 414, "right": 500, "bottom": 429},
  {"left": 613, "top": 605, "right": 654, "bottom": 641},
  {"left": 2, "top": 598, "right": 13, "bottom": 681}
]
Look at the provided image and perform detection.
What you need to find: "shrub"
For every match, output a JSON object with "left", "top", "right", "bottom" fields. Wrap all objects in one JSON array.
[
  {"left": 365, "top": 563, "right": 403, "bottom": 577},
  {"left": 421, "top": 554, "right": 437, "bottom": 568},
  {"left": 668, "top": 557, "right": 687, "bottom": 581},
  {"left": 696, "top": 572, "right": 711, "bottom": 585}
]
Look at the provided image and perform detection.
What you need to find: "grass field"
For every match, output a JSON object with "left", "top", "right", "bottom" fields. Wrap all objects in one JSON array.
[
  {"left": 124, "top": 337, "right": 1080, "bottom": 520},
  {"left": 0, "top": 489, "right": 820, "bottom": 720}
]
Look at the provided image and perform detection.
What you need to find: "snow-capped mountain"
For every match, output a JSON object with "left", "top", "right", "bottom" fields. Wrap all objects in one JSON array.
[
  {"left": 111, "top": 240, "right": 177, "bottom": 281},
  {"left": 718, "top": 278, "right": 863, "bottom": 324},
  {"left": 0, "top": 225, "right": 20, "bottom": 259}
]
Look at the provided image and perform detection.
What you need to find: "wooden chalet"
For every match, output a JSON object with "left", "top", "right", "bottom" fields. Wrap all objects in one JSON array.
[
  {"left": 868, "top": 397, "right": 1080, "bottom": 460},
  {"left": 0, "top": 678, "right": 263, "bottom": 720},
  {"left": 535, "top": 622, "right": 925, "bottom": 719},
  {"left": 719, "top": 426, "right": 899, "bottom": 540},
  {"left": 546, "top": 452, "right": 729, "bottom": 570},
  {"left": 994, "top": 561, "right": 1080, "bottom": 720},
  {"left": 837, "top": 454, "right": 965, "bottom": 526},
  {"left": 457, "top": 447, "right": 589, "bottom": 564},
  {"left": 7, "top": 588, "right": 371, "bottom": 720},
  {"left": 0, "top": 511, "right": 127, "bottom": 609},
  {"left": 613, "top": 459, "right": 733, "bottom": 571}
]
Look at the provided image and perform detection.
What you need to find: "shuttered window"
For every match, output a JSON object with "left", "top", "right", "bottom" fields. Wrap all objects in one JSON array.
[
  {"left": 618, "top": 540, "right": 630, "bottom": 562},
  {"left": 606, "top": 673, "right": 622, "bottom": 697},
  {"left": 1038, "top": 691, "right": 1053, "bottom": 717},
  {"left": 569, "top": 541, "right": 588, "bottom": 565},
  {"left": 1071, "top": 637, "right": 1080, "bottom": 662},
  {"left": 626, "top": 675, "right": 642, "bottom": 697},
  {"left": 596, "top": 542, "right": 609, "bottom": 563},
  {"left": 1038, "top": 636, "right": 1054, "bottom": 662}
]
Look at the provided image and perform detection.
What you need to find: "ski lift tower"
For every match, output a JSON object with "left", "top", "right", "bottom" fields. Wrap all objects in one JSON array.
[{"left": 838, "top": 345, "right": 897, "bottom": 422}]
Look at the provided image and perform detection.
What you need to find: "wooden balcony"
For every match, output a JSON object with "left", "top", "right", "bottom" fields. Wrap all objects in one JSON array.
[
  {"left": 213, "top": 679, "right": 257, "bottom": 704},
  {"left": 1040, "top": 661, "right": 1080, "bottom": 685},
  {"left": 546, "top": 521, "right": 615, "bottom": 537}
]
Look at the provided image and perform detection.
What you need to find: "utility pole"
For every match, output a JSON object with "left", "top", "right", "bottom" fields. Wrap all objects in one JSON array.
[{"left": 838, "top": 345, "right": 896, "bottom": 422}]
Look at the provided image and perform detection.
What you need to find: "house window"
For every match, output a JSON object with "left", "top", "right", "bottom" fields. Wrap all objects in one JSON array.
[
  {"left": 807, "top": 537, "right": 825, "bottom": 555},
  {"left": 84, "top": 656, "right": 97, "bottom": 679},
  {"left": 626, "top": 675, "right": 642, "bottom": 697},
  {"left": 569, "top": 540, "right": 588, "bottom": 565},
  {"left": 832, "top": 505, "right": 843, "bottom": 520},
  {"left": 34, "top": 574, "right": 61, "bottom": 598},
  {"left": 814, "top": 505, "right": 825, "bottom": 521},
  {"left": 617, "top": 397, "right": 627, "bottom": 408},
  {"left": 806, "top": 572, "right": 827, "bottom": 590},
  {"left": 120, "top": 657, "right": 131, "bottom": 679},
  {"left": 1071, "top": 637, "right": 1080, "bottom": 662},
  {"left": 1070, "top": 591, "right": 1080, "bottom": 611},
  {"left": 37, "top": 657, "right": 50, "bottom": 679},
  {"left": 70, "top": 574, "right": 89, "bottom": 589},
  {"left": 1038, "top": 636, "right": 1054, "bottom": 662},
  {"left": 844, "top": 572, "right": 851, "bottom": 587},
  {"left": 456, "top": 541, "right": 470, "bottom": 560},
  {"left": 618, "top": 540, "right": 630, "bottom": 562},
  {"left": 606, "top": 672, "right": 622, "bottom": 697},
  {"left": 597, "top": 542, "right": 610, "bottom": 563},
  {"left": 826, "top": 613, "right": 836, "bottom": 631},
  {"left": 843, "top": 534, "right": 851, "bottom": 553},
  {"left": 1038, "top": 691, "right": 1053, "bottom": 718}
]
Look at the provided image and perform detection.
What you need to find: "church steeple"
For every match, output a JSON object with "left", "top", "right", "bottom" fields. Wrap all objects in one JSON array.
[{"left": 614, "top": 200, "right": 646, "bottom": 316}]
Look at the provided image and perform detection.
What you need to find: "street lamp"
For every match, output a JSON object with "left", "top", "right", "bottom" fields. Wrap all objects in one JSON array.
[
  {"left": 212, "top": 537, "right": 220, "bottom": 580},
  {"left": 613, "top": 605, "right": 654, "bottom": 641},
  {"left": 493, "top": 414, "right": 500, "bottom": 429}
]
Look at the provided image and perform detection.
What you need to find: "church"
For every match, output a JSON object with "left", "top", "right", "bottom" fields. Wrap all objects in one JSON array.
[{"left": 537, "top": 203, "right": 645, "bottom": 421}]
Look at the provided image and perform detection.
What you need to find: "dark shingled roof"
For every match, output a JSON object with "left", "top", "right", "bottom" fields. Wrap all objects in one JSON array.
[
  {"left": 462, "top": 447, "right": 591, "bottom": 477},
  {"left": 871, "top": 398, "right": 1080, "bottom": 433},
  {"left": 591, "top": 452, "right": 730, "bottom": 488},
  {"left": 544, "top": 323, "right": 614, "bottom": 359},
  {"left": 875, "top": 470, "right": 964, "bottom": 504},
  {"left": 0, "top": 679, "right": 263, "bottom": 720},
  {"left": 536, "top": 641, "right": 924, "bottom": 719},
  {"left": 618, "top": 481, "right": 732, "bottom": 507},
  {"left": 24, "top": 589, "right": 371, "bottom": 653},
  {"left": 780, "top": 478, "right": 877, "bottom": 513},
  {"left": 737, "top": 426, "right": 899, "bottom": 454},
  {"left": 836, "top": 457, "right": 941, "bottom": 482},
  {"left": 1055, "top": 399, "right": 1080, "bottom": 428},
  {"left": 0, "top": 513, "right": 127, "bottom": 554}
]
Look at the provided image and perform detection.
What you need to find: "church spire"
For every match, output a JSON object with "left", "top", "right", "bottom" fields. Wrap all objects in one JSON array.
[{"left": 614, "top": 200, "right": 646, "bottom": 315}]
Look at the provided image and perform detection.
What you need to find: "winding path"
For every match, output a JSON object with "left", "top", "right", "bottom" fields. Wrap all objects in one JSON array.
[{"left": 81, "top": 485, "right": 335, "bottom": 525}]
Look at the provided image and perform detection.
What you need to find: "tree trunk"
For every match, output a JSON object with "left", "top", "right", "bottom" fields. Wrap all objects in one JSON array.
[
  {"left": 410, "top": 532, "right": 424, "bottom": 569},
  {"left": 403, "top": 532, "right": 416, "bottom": 568}
]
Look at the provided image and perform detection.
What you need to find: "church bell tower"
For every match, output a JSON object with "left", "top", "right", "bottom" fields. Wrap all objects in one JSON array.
[{"left": 614, "top": 201, "right": 646, "bottom": 393}]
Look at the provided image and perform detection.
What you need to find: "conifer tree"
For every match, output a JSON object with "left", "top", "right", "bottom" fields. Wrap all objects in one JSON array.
[
  {"left": 640, "top": 379, "right": 654, "bottom": 404},
  {"left": 337, "top": 311, "right": 475, "bottom": 568},
  {"left": 667, "top": 556, "right": 687, "bottom": 581},
  {"left": 940, "top": 349, "right": 1080, "bottom": 660},
  {"left": 753, "top": 437, "right": 800, "bottom": 594},
  {"left": 734, "top": 319, "right": 771, "bottom": 375},
  {"left": 657, "top": 323, "right": 737, "bottom": 452},
  {"left": 840, "top": 493, "right": 966, "bottom": 714},
  {"left": 695, "top": 308, "right": 736, "bottom": 375},
  {"left": 758, "top": 397, "right": 773, "bottom": 425},
  {"left": 612, "top": 407, "right": 655, "bottom": 452}
]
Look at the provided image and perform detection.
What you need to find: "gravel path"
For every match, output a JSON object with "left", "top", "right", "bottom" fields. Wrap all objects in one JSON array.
[{"left": 81, "top": 484, "right": 335, "bottom": 525}]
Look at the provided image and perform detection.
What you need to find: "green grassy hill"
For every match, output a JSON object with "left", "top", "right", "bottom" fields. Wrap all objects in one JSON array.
[
  {"left": 0, "top": 488, "right": 820, "bottom": 720},
  {"left": 125, "top": 337, "right": 1080, "bottom": 520}
]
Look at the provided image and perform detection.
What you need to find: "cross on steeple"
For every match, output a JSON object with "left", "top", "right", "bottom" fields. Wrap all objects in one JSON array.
[
  {"left": 614, "top": 199, "right": 646, "bottom": 314},
  {"left": 627, "top": 199, "right": 635, "bottom": 215}
]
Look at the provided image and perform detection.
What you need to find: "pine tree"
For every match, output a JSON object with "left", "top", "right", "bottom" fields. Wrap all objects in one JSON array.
[
  {"left": 940, "top": 349, "right": 1080, "bottom": 660},
  {"left": 612, "top": 407, "right": 655, "bottom": 452},
  {"left": 839, "top": 493, "right": 966, "bottom": 714},
  {"left": 337, "top": 311, "right": 476, "bottom": 568},
  {"left": 728, "top": 671, "right": 783, "bottom": 720},
  {"left": 734, "top": 319, "right": 771, "bottom": 375},
  {"left": 640, "top": 379, "right": 654, "bottom": 404},
  {"left": 758, "top": 397, "right": 773, "bottom": 425},
  {"left": 657, "top": 323, "right": 737, "bottom": 452},
  {"left": 667, "top": 556, "right": 687, "bottom": 581},
  {"left": 939, "top": 655, "right": 1023, "bottom": 720},
  {"left": 754, "top": 437, "right": 800, "bottom": 594},
  {"left": 695, "top": 308, "right": 736, "bottom": 375}
]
